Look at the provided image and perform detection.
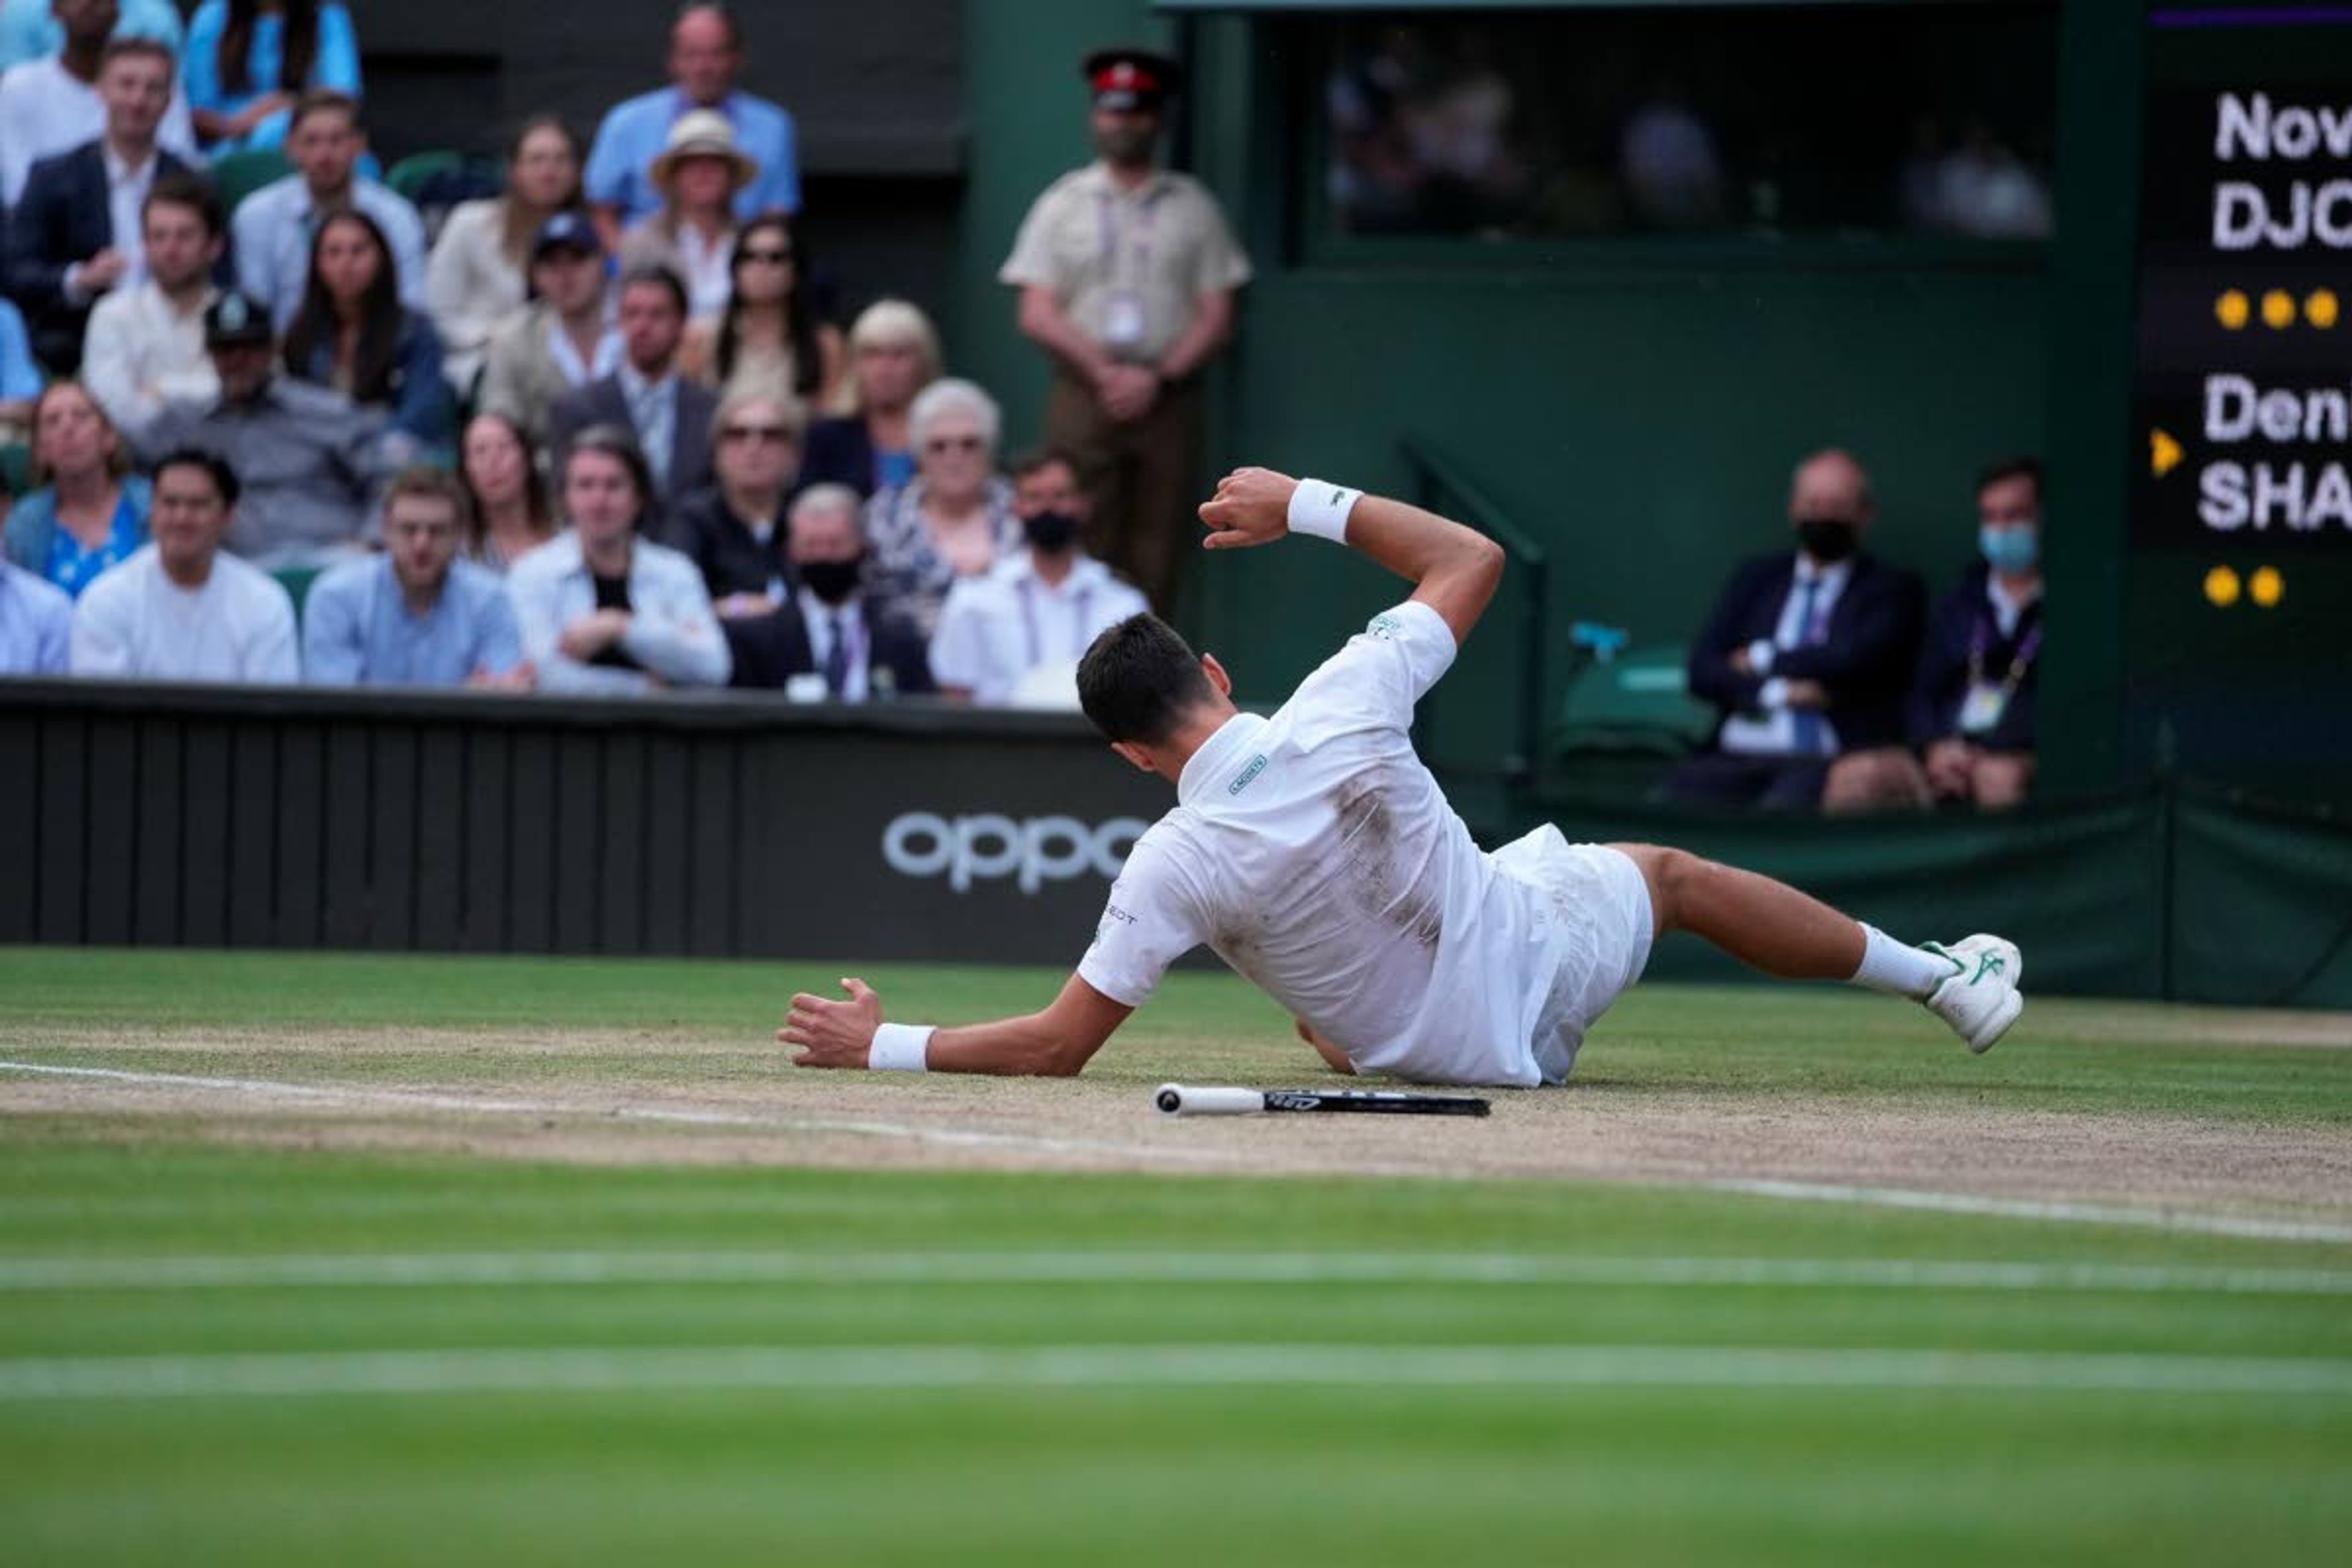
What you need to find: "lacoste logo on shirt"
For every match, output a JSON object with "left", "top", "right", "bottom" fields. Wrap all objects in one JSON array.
[{"left": 1227, "top": 754, "right": 1268, "bottom": 796}]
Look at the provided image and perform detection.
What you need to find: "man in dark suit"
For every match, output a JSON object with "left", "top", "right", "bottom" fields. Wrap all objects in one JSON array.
[
  {"left": 725, "top": 482, "right": 934, "bottom": 698},
  {"left": 1, "top": 36, "right": 192, "bottom": 374},
  {"left": 1660, "top": 448, "right": 1926, "bottom": 812},
  {"left": 545, "top": 264, "right": 715, "bottom": 522}
]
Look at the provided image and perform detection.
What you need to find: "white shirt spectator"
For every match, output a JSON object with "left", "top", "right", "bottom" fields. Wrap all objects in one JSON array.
[
  {"left": 81, "top": 279, "right": 219, "bottom": 436},
  {"left": 422, "top": 199, "right": 526, "bottom": 393},
  {"left": 0, "top": 54, "right": 197, "bottom": 204},
  {"left": 232, "top": 173, "right": 427, "bottom": 330},
  {"left": 68, "top": 542, "right": 299, "bottom": 682},
  {"left": 929, "top": 550, "right": 1147, "bottom": 707},
  {"left": 1077, "top": 600, "right": 1648, "bottom": 1088},
  {"left": 0, "top": 559, "right": 73, "bottom": 674},
  {"left": 504, "top": 530, "right": 729, "bottom": 695}
]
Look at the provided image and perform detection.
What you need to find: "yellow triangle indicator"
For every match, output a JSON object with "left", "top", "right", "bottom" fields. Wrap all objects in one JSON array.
[{"left": 2150, "top": 428, "right": 2183, "bottom": 477}]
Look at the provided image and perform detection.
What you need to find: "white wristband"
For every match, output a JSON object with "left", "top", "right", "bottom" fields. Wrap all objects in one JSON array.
[
  {"left": 1287, "top": 478, "right": 1362, "bottom": 543},
  {"left": 869, "top": 1023, "right": 933, "bottom": 1072}
]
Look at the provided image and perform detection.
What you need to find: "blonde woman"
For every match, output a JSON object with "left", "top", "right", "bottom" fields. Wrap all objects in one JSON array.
[
  {"left": 800, "top": 298, "right": 940, "bottom": 497},
  {"left": 424, "top": 116, "right": 584, "bottom": 393}
]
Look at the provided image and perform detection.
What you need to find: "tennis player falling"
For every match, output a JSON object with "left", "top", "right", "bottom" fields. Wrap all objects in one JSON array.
[{"left": 781, "top": 467, "right": 2022, "bottom": 1084}]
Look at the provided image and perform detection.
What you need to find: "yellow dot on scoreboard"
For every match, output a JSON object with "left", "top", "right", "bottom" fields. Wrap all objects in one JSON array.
[
  {"left": 2204, "top": 565, "right": 2242, "bottom": 607},
  {"left": 2307, "top": 289, "right": 2340, "bottom": 329},
  {"left": 2261, "top": 289, "right": 2297, "bottom": 328},
  {"left": 2250, "top": 565, "right": 2284, "bottom": 607},
  {"left": 2215, "top": 289, "right": 2251, "bottom": 330}
]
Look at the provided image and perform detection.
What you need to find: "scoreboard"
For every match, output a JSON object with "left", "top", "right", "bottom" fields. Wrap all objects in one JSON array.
[{"left": 2123, "top": 7, "right": 2352, "bottom": 792}]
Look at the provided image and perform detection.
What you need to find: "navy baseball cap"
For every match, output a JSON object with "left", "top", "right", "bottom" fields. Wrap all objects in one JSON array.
[
  {"left": 203, "top": 292, "right": 273, "bottom": 347},
  {"left": 532, "top": 211, "right": 603, "bottom": 260}
]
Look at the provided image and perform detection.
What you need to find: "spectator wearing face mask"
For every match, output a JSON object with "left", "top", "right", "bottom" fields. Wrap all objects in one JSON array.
[
  {"left": 1657, "top": 447, "right": 1925, "bottom": 813},
  {"left": 1907, "top": 458, "right": 2045, "bottom": 809},
  {"left": 723, "top": 481, "right": 932, "bottom": 699},
  {"left": 928, "top": 444, "right": 1145, "bottom": 707}
]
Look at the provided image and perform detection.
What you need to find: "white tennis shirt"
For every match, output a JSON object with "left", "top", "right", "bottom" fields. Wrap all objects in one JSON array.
[{"left": 1079, "top": 600, "right": 1638, "bottom": 1087}]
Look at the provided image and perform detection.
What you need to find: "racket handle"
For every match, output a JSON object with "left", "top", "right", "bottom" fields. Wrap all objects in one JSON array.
[{"left": 1155, "top": 1084, "right": 1264, "bottom": 1117}]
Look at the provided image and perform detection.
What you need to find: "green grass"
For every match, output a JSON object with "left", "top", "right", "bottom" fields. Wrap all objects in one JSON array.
[{"left": 2, "top": 948, "right": 2350, "bottom": 1564}]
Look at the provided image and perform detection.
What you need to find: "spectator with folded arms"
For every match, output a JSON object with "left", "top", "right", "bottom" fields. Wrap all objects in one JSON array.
[
  {"left": 303, "top": 465, "right": 530, "bottom": 688},
  {"left": 505, "top": 424, "right": 729, "bottom": 694}
]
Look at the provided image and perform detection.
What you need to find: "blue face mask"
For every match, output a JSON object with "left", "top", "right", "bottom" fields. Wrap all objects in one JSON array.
[{"left": 1980, "top": 523, "right": 2040, "bottom": 573}]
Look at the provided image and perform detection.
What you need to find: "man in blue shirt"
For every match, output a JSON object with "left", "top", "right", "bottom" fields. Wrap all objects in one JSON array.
[
  {"left": 0, "top": 0, "right": 181, "bottom": 72},
  {"left": 582, "top": 2, "right": 798, "bottom": 251},
  {"left": 303, "top": 466, "right": 530, "bottom": 688},
  {"left": 0, "top": 556, "right": 72, "bottom": 673}
]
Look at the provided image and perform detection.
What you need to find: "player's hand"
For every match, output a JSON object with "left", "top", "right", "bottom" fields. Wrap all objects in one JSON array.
[
  {"left": 780, "top": 977, "right": 885, "bottom": 1068},
  {"left": 1197, "top": 467, "right": 1299, "bottom": 550}
]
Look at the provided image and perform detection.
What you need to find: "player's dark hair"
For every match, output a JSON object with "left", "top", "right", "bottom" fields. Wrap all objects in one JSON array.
[
  {"left": 154, "top": 447, "right": 242, "bottom": 508},
  {"left": 1975, "top": 455, "right": 2042, "bottom": 502},
  {"left": 1077, "top": 614, "right": 1216, "bottom": 745}
]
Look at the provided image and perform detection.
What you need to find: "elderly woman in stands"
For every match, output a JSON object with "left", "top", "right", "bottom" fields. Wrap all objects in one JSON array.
[
  {"left": 1, "top": 382, "right": 151, "bottom": 598},
  {"left": 799, "top": 298, "right": 940, "bottom": 499},
  {"left": 617, "top": 110, "right": 755, "bottom": 323},
  {"left": 457, "top": 411, "right": 556, "bottom": 573},
  {"left": 679, "top": 210, "right": 843, "bottom": 410},
  {"left": 424, "top": 115, "right": 584, "bottom": 395},
  {"left": 860, "top": 377, "right": 1019, "bottom": 639},
  {"left": 282, "top": 208, "right": 452, "bottom": 455},
  {"left": 505, "top": 424, "right": 730, "bottom": 693}
]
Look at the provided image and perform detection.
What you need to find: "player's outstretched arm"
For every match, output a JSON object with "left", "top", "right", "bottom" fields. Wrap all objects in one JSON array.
[
  {"left": 1197, "top": 467, "right": 1506, "bottom": 646},
  {"left": 781, "top": 973, "right": 1133, "bottom": 1077}
]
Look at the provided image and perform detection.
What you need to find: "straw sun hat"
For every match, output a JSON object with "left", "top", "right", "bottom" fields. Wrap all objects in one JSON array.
[{"left": 649, "top": 109, "right": 760, "bottom": 194}]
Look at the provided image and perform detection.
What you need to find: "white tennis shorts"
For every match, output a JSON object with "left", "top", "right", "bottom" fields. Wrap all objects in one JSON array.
[{"left": 1490, "top": 826, "right": 1655, "bottom": 1082}]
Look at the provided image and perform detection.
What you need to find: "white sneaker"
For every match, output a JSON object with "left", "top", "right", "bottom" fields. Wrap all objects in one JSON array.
[{"left": 1922, "top": 935, "right": 2024, "bottom": 1054}]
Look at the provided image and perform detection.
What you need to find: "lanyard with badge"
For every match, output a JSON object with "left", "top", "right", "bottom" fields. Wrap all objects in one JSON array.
[
  {"left": 1957, "top": 615, "right": 2042, "bottom": 737},
  {"left": 1017, "top": 576, "right": 1094, "bottom": 666},
  {"left": 1096, "top": 189, "right": 1156, "bottom": 354}
]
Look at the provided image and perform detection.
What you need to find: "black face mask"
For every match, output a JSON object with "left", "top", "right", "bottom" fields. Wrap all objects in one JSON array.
[
  {"left": 1793, "top": 518, "right": 1861, "bottom": 563},
  {"left": 1022, "top": 511, "right": 1081, "bottom": 555},
  {"left": 799, "top": 556, "right": 864, "bottom": 605}
]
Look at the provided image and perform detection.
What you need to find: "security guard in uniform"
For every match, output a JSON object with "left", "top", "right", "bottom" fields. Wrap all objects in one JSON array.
[{"left": 999, "top": 47, "right": 1252, "bottom": 614}]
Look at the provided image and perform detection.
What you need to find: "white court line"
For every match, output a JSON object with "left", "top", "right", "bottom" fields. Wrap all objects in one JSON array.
[
  {"left": 7, "top": 1058, "right": 2351, "bottom": 1243},
  {"left": 2, "top": 1251, "right": 2349, "bottom": 1295},
  {"left": 2, "top": 1344, "right": 2349, "bottom": 1402},
  {"left": 0, "top": 1060, "right": 1238, "bottom": 1168},
  {"left": 1709, "top": 1180, "right": 2352, "bottom": 1245}
]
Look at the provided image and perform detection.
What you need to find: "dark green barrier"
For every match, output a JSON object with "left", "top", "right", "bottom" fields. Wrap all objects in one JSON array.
[
  {"left": 1518, "top": 788, "right": 2168, "bottom": 1001},
  {"left": 2170, "top": 786, "right": 2352, "bottom": 1009}
]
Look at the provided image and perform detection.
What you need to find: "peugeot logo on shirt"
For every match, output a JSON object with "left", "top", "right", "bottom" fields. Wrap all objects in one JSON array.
[{"left": 882, "top": 813, "right": 1148, "bottom": 894}]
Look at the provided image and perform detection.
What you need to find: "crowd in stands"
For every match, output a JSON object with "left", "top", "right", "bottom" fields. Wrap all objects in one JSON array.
[
  {"left": 0, "top": 6, "right": 2040, "bottom": 810},
  {"left": 1662, "top": 449, "right": 2045, "bottom": 813},
  {"left": 0, "top": 4, "right": 1227, "bottom": 716}
]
